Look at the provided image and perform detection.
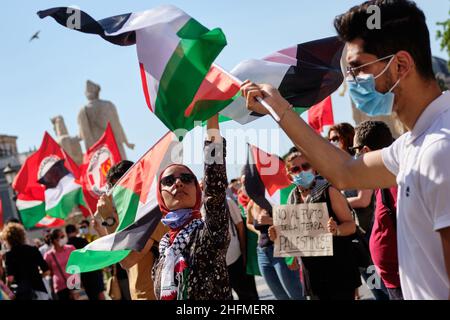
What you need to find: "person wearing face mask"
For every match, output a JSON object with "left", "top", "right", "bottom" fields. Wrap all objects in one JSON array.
[
  {"left": 242, "top": 1, "right": 450, "bottom": 300},
  {"left": 268, "top": 151, "right": 360, "bottom": 300},
  {"left": 152, "top": 114, "right": 232, "bottom": 300},
  {"left": 43, "top": 229, "right": 79, "bottom": 300}
]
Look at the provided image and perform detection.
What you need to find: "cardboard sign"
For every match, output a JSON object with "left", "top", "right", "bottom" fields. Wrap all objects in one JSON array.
[{"left": 273, "top": 203, "right": 333, "bottom": 257}]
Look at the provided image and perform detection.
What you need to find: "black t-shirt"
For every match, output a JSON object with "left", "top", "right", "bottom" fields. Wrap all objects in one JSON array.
[
  {"left": 4, "top": 245, "right": 49, "bottom": 295},
  {"left": 68, "top": 236, "right": 89, "bottom": 250}
]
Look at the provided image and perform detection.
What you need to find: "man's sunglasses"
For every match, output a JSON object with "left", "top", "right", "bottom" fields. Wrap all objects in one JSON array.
[
  {"left": 289, "top": 163, "right": 312, "bottom": 174},
  {"left": 160, "top": 173, "right": 196, "bottom": 187}
]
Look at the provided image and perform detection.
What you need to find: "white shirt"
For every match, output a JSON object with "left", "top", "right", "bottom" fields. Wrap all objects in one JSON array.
[
  {"left": 226, "top": 197, "right": 243, "bottom": 266},
  {"left": 382, "top": 91, "right": 450, "bottom": 300}
]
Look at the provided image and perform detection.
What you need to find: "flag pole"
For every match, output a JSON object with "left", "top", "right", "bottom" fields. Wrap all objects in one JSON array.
[{"left": 213, "top": 64, "right": 281, "bottom": 122}]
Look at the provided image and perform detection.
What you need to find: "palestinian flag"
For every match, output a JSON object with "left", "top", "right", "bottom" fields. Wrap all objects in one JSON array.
[
  {"left": 35, "top": 216, "right": 66, "bottom": 229},
  {"left": 220, "top": 36, "right": 345, "bottom": 124},
  {"left": 243, "top": 144, "right": 295, "bottom": 212},
  {"left": 302, "top": 96, "right": 335, "bottom": 135},
  {"left": 12, "top": 132, "right": 83, "bottom": 229},
  {"left": 67, "top": 132, "right": 182, "bottom": 273},
  {"left": 38, "top": 5, "right": 229, "bottom": 133},
  {"left": 80, "top": 123, "right": 122, "bottom": 214}
]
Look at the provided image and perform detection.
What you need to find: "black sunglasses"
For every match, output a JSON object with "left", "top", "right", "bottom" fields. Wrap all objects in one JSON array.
[
  {"left": 289, "top": 163, "right": 312, "bottom": 174},
  {"left": 160, "top": 173, "right": 196, "bottom": 187}
]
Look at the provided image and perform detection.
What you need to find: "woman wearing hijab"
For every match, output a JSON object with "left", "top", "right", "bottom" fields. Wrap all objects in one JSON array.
[{"left": 152, "top": 114, "right": 232, "bottom": 300}]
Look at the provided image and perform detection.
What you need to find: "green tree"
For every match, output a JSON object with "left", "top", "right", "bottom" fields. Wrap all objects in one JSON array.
[{"left": 437, "top": 10, "right": 450, "bottom": 68}]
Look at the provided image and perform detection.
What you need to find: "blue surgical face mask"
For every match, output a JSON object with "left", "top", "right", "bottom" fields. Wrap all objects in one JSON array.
[
  {"left": 161, "top": 208, "right": 193, "bottom": 229},
  {"left": 292, "top": 170, "right": 316, "bottom": 189},
  {"left": 347, "top": 55, "right": 401, "bottom": 117}
]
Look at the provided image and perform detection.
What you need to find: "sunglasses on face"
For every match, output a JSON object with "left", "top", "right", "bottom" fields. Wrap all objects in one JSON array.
[
  {"left": 289, "top": 163, "right": 312, "bottom": 174},
  {"left": 160, "top": 173, "right": 196, "bottom": 187},
  {"left": 349, "top": 145, "right": 364, "bottom": 153}
]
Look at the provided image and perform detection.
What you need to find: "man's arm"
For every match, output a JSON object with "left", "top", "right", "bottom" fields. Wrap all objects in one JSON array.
[
  {"left": 241, "top": 83, "right": 397, "bottom": 190},
  {"left": 439, "top": 227, "right": 450, "bottom": 299}
]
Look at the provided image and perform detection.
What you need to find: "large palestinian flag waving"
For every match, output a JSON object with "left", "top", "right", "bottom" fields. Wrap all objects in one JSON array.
[
  {"left": 221, "top": 36, "right": 345, "bottom": 124},
  {"left": 67, "top": 132, "right": 182, "bottom": 273},
  {"left": 38, "top": 5, "right": 229, "bottom": 133},
  {"left": 12, "top": 132, "right": 84, "bottom": 228}
]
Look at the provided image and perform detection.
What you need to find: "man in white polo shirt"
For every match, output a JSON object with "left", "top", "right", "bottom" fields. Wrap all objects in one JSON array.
[{"left": 240, "top": 0, "right": 450, "bottom": 299}]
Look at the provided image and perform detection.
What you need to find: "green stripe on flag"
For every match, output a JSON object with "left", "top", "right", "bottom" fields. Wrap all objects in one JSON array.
[
  {"left": 67, "top": 248, "right": 130, "bottom": 274},
  {"left": 46, "top": 188, "right": 85, "bottom": 219},
  {"left": 112, "top": 186, "right": 140, "bottom": 231},
  {"left": 19, "top": 202, "right": 46, "bottom": 229},
  {"left": 154, "top": 18, "right": 227, "bottom": 132},
  {"left": 280, "top": 184, "right": 295, "bottom": 205}
]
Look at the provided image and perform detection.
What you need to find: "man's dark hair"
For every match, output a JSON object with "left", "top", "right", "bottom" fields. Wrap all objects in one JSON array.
[
  {"left": 106, "top": 160, "right": 134, "bottom": 187},
  {"left": 355, "top": 120, "right": 394, "bottom": 150},
  {"left": 65, "top": 224, "right": 77, "bottom": 235},
  {"left": 80, "top": 219, "right": 90, "bottom": 227},
  {"left": 230, "top": 179, "right": 238, "bottom": 184},
  {"left": 334, "top": 0, "right": 435, "bottom": 80}
]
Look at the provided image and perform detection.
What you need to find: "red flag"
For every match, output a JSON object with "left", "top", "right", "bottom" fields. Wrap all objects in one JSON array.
[
  {"left": 80, "top": 123, "right": 122, "bottom": 214},
  {"left": 13, "top": 132, "right": 80, "bottom": 196},
  {"left": 307, "top": 96, "right": 334, "bottom": 134},
  {"left": 12, "top": 132, "right": 81, "bottom": 228}
]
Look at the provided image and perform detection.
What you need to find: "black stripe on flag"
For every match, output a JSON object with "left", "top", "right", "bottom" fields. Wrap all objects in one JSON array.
[
  {"left": 279, "top": 36, "right": 344, "bottom": 107},
  {"left": 38, "top": 159, "right": 69, "bottom": 189},
  {"left": 37, "top": 8, "right": 134, "bottom": 46},
  {"left": 243, "top": 144, "right": 273, "bottom": 213},
  {"left": 111, "top": 206, "right": 163, "bottom": 252}
]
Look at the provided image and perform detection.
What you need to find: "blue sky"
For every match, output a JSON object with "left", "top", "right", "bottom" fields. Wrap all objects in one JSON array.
[{"left": 0, "top": 0, "right": 448, "bottom": 178}]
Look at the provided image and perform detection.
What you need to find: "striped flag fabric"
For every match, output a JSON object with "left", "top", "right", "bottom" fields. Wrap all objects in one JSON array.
[
  {"left": 243, "top": 144, "right": 295, "bottom": 212},
  {"left": 67, "top": 132, "right": 182, "bottom": 273},
  {"left": 35, "top": 216, "right": 66, "bottom": 229},
  {"left": 220, "top": 36, "right": 345, "bottom": 124},
  {"left": 80, "top": 123, "right": 122, "bottom": 214},
  {"left": 12, "top": 132, "right": 84, "bottom": 229},
  {"left": 302, "top": 96, "right": 335, "bottom": 135},
  {"left": 38, "top": 5, "right": 228, "bottom": 133}
]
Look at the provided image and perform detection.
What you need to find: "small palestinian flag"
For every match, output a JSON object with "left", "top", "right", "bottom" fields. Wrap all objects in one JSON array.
[
  {"left": 13, "top": 132, "right": 84, "bottom": 229},
  {"left": 80, "top": 123, "right": 122, "bottom": 214},
  {"left": 243, "top": 144, "right": 295, "bottom": 212},
  {"left": 220, "top": 36, "right": 345, "bottom": 124},
  {"left": 38, "top": 5, "right": 229, "bottom": 134},
  {"left": 67, "top": 132, "right": 182, "bottom": 273}
]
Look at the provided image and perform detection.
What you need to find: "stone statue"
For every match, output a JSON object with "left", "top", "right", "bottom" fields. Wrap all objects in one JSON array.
[
  {"left": 77, "top": 80, "right": 134, "bottom": 159},
  {"left": 51, "top": 115, "right": 84, "bottom": 165}
]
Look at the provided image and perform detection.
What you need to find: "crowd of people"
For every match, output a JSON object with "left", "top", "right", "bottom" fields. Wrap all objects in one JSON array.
[{"left": 1, "top": 0, "right": 449, "bottom": 301}]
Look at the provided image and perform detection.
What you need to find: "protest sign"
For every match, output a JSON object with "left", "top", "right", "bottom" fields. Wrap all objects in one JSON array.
[{"left": 273, "top": 203, "right": 333, "bottom": 257}]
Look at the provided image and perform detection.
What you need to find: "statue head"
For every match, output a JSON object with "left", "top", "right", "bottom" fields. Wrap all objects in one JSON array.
[
  {"left": 85, "top": 80, "right": 101, "bottom": 101},
  {"left": 51, "top": 115, "right": 68, "bottom": 136}
]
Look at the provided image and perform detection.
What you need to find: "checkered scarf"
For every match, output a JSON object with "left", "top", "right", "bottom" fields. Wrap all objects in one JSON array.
[{"left": 158, "top": 218, "right": 203, "bottom": 300}]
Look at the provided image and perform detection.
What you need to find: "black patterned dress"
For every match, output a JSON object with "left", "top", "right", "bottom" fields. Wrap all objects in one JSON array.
[{"left": 153, "top": 138, "right": 232, "bottom": 300}]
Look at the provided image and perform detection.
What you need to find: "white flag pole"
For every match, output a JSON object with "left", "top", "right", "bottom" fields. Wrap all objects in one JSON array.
[{"left": 212, "top": 64, "right": 281, "bottom": 122}]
